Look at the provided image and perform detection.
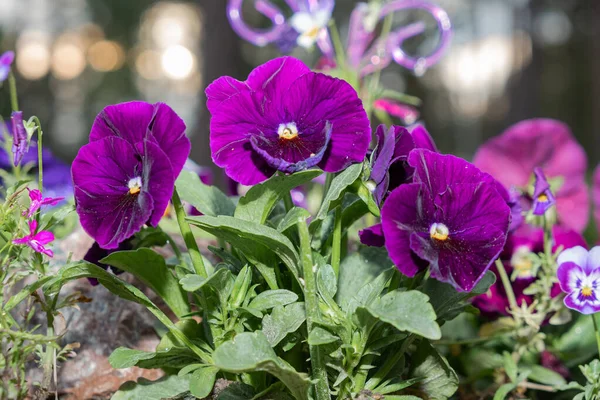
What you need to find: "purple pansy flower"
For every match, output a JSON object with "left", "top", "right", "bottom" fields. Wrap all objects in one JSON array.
[
  {"left": 206, "top": 56, "right": 370, "bottom": 185},
  {"left": 557, "top": 246, "right": 600, "bottom": 315},
  {"left": 381, "top": 149, "right": 510, "bottom": 292},
  {"left": 26, "top": 189, "right": 64, "bottom": 218},
  {"left": 474, "top": 119, "right": 589, "bottom": 232},
  {"left": 13, "top": 220, "right": 55, "bottom": 257},
  {"left": 85, "top": 240, "right": 133, "bottom": 286},
  {"left": 73, "top": 102, "right": 189, "bottom": 249},
  {"left": 473, "top": 225, "right": 585, "bottom": 317},
  {"left": 0, "top": 51, "right": 14, "bottom": 82},
  {"left": 11, "top": 111, "right": 28, "bottom": 166},
  {"left": 532, "top": 167, "right": 555, "bottom": 216}
]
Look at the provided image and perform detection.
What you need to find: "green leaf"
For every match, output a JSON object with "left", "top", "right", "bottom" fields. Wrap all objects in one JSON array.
[
  {"left": 248, "top": 289, "right": 298, "bottom": 311},
  {"left": 213, "top": 332, "right": 311, "bottom": 400},
  {"left": 235, "top": 169, "right": 322, "bottom": 224},
  {"left": 228, "top": 265, "right": 252, "bottom": 309},
  {"left": 364, "top": 290, "right": 441, "bottom": 340},
  {"left": 317, "top": 263, "right": 337, "bottom": 300},
  {"left": 176, "top": 170, "right": 235, "bottom": 217},
  {"left": 527, "top": 365, "right": 566, "bottom": 386},
  {"left": 111, "top": 375, "right": 191, "bottom": 400},
  {"left": 315, "top": 163, "right": 363, "bottom": 221},
  {"left": 278, "top": 207, "right": 311, "bottom": 233},
  {"left": 189, "top": 366, "right": 219, "bottom": 398},
  {"left": 4, "top": 275, "right": 54, "bottom": 312},
  {"left": 187, "top": 215, "right": 301, "bottom": 283},
  {"left": 179, "top": 268, "right": 234, "bottom": 304},
  {"left": 101, "top": 249, "right": 190, "bottom": 317},
  {"left": 409, "top": 341, "right": 459, "bottom": 400},
  {"left": 337, "top": 247, "right": 393, "bottom": 310},
  {"left": 492, "top": 383, "right": 516, "bottom": 400},
  {"left": 307, "top": 327, "right": 339, "bottom": 346},
  {"left": 108, "top": 347, "right": 197, "bottom": 370},
  {"left": 421, "top": 270, "right": 496, "bottom": 322},
  {"left": 345, "top": 268, "right": 393, "bottom": 314},
  {"left": 262, "top": 303, "right": 306, "bottom": 346},
  {"left": 503, "top": 352, "right": 517, "bottom": 382},
  {"left": 354, "top": 180, "right": 380, "bottom": 217},
  {"left": 216, "top": 383, "right": 256, "bottom": 399}
]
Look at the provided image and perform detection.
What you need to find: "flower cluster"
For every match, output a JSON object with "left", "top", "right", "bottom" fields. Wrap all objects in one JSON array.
[{"left": 72, "top": 101, "right": 190, "bottom": 249}]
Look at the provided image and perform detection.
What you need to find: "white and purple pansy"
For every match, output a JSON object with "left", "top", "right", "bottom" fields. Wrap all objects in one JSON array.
[{"left": 557, "top": 246, "right": 600, "bottom": 315}]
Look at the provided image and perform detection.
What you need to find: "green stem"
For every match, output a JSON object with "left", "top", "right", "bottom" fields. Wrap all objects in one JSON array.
[
  {"left": 8, "top": 72, "right": 18, "bottom": 112},
  {"left": 592, "top": 313, "right": 600, "bottom": 360},
  {"left": 297, "top": 220, "right": 331, "bottom": 400},
  {"left": 41, "top": 307, "right": 54, "bottom": 397},
  {"left": 365, "top": 334, "right": 415, "bottom": 391},
  {"left": 159, "top": 225, "right": 184, "bottom": 265},
  {"left": 330, "top": 206, "right": 342, "bottom": 277},
  {"left": 495, "top": 259, "right": 517, "bottom": 311},
  {"left": 32, "top": 117, "right": 43, "bottom": 193},
  {"left": 283, "top": 190, "right": 294, "bottom": 212},
  {"left": 171, "top": 188, "right": 207, "bottom": 278}
]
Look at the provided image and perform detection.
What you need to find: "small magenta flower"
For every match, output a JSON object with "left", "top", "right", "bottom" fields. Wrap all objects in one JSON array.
[
  {"left": 206, "top": 56, "right": 370, "bottom": 185},
  {"left": 373, "top": 100, "right": 419, "bottom": 125},
  {"left": 474, "top": 119, "right": 589, "bottom": 232},
  {"left": 557, "top": 246, "right": 600, "bottom": 314},
  {"left": 26, "top": 189, "right": 64, "bottom": 218},
  {"left": 532, "top": 167, "right": 555, "bottom": 216},
  {"left": 0, "top": 51, "right": 15, "bottom": 82},
  {"left": 13, "top": 220, "right": 55, "bottom": 257},
  {"left": 11, "top": 111, "right": 28, "bottom": 166},
  {"left": 381, "top": 149, "right": 511, "bottom": 291}
]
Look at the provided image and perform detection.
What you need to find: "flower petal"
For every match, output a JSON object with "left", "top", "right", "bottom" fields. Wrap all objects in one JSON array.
[
  {"left": 557, "top": 246, "right": 588, "bottom": 271},
  {"left": 564, "top": 290, "right": 600, "bottom": 315},
  {"left": 556, "top": 261, "right": 585, "bottom": 293},
  {"left": 359, "top": 223, "right": 385, "bottom": 247}
]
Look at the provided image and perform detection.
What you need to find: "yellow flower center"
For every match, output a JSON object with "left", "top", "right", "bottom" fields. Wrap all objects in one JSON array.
[
  {"left": 128, "top": 177, "right": 142, "bottom": 196},
  {"left": 582, "top": 286, "right": 593, "bottom": 297},
  {"left": 306, "top": 26, "right": 320, "bottom": 39},
  {"left": 429, "top": 223, "right": 449, "bottom": 242},
  {"left": 537, "top": 194, "right": 548, "bottom": 202}
]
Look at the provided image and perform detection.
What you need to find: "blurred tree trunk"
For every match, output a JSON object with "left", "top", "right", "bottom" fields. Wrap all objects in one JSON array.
[{"left": 195, "top": 0, "right": 245, "bottom": 185}]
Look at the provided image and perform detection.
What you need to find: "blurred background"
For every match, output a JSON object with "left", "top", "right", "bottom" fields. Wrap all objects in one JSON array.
[{"left": 0, "top": 0, "right": 598, "bottom": 178}]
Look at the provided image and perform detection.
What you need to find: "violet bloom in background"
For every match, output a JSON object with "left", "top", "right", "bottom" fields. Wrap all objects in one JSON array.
[
  {"left": 473, "top": 225, "right": 586, "bottom": 317},
  {"left": 532, "top": 167, "right": 555, "bottom": 216},
  {"left": 557, "top": 246, "right": 600, "bottom": 315},
  {"left": 474, "top": 119, "right": 589, "bottom": 232},
  {"left": 206, "top": 56, "right": 370, "bottom": 185},
  {"left": 591, "top": 165, "right": 600, "bottom": 230},
  {"left": 26, "top": 189, "right": 63, "bottom": 218},
  {"left": 73, "top": 101, "right": 190, "bottom": 249},
  {"left": 13, "top": 220, "right": 55, "bottom": 257},
  {"left": 0, "top": 51, "right": 14, "bottom": 82},
  {"left": 11, "top": 111, "right": 28, "bottom": 166},
  {"left": 381, "top": 149, "right": 510, "bottom": 292}
]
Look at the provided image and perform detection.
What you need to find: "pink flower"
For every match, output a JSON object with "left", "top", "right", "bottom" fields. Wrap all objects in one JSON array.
[
  {"left": 13, "top": 220, "right": 55, "bottom": 257},
  {"left": 373, "top": 99, "right": 420, "bottom": 125},
  {"left": 473, "top": 119, "right": 589, "bottom": 232},
  {"left": 26, "top": 189, "right": 64, "bottom": 218}
]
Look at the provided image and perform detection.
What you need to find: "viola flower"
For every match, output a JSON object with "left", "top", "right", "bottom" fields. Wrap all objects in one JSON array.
[
  {"left": 0, "top": 51, "right": 14, "bottom": 82},
  {"left": 11, "top": 111, "right": 28, "bottom": 166},
  {"left": 473, "top": 225, "right": 585, "bottom": 317},
  {"left": 557, "top": 246, "right": 600, "bottom": 315},
  {"left": 13, "top": 220, "right": 55, "bottom": 257},
  {"left": 206, "top": 57, "right": 370, "bottom": 185},
  {"left": 381, "top": 149, "right": 510, "bottom": 291},
  {"left": 474, "top": 119, "right": 589, "bottom": 232},
  {"left": 72, "top": 137, "right": 176, "bottom": 249},
  {"left": 26, "top": 189, "right": 64, "bottom": 218},
  {"left": 89, "top": 101, "right": 190, "bottom": 181},
  {"left": 369, "top": 124, "right": 436, "bottom": 205},
  {"left": 532, "top": 167, "right": 555, "bottom": 216},
  {"left": 289, "top": 7, "right": 332, "bottom": 49}
]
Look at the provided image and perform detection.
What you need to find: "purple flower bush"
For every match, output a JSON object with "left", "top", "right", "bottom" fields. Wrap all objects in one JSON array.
[{"left": 5, "top": 2, "right": 600, "bottom": 400}]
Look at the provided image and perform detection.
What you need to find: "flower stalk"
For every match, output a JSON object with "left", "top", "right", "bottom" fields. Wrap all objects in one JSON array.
[{"left": 171, "top": 188, "right": 207, "bottom": 279}]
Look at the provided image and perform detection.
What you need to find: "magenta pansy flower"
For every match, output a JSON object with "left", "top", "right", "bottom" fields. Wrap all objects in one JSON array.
[
  {"left": 27, "top": 189, "right": 64, "bottom": 218},
  {"left": 381, "top": 149, "right": 511, "bottom": 292},
  {"left": 473, "top": 119, "right": 589, "bottom": 232},
  {"left": 557, "top": 246, "right": 600, "bottom": 315},
  {"left": 532, "top": 167, "right": 555, "bottom": 216},
  {"left": 13, "top": 220, "right": 55, "bottom": 257},
  {"left": 206, "top": 56, "right": 370, "bottom": 185},
  {"left": 72, "top": 102, "right": 190, "bottom": 249},
  {"left": 473, "top": 225, "right": 585, "bottom": 317},
  {"left": 373, "top": 99, "right": 419, "bottom": 125},
  {"left": 11, "top": 111, "right": 28, "bottom": 166},
  {"left": 0, "top": 51, "right": 14, "bottom": 82}
]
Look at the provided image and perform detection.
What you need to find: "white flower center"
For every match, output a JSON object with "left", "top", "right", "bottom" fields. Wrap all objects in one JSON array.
[
  {"left": 511, "top": 246, "right": 533, "bottom": 278},
  {"left": 278, "top": 122, "right": 299, "bottom": 140},
  {"left": 128, "top": 176, "right": 142, "bottom": 195},
  {"left": 429, "top": 222, "right": 449, "bottom": 242}
]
